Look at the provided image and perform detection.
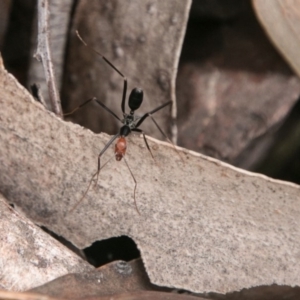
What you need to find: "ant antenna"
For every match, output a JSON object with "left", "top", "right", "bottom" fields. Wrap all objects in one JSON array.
[{"left": 76, "top": 31, "right": 128, "bottom": 115}]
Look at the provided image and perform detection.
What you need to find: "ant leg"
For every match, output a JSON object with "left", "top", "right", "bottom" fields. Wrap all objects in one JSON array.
[
  {"left": 135, "top": 101, "right": 184, "bottom": 162},
  {"left": 95, "top": 133, "right": 119, "bottom": 184},
  {"left": 135, "top": 101, "right": 172, "bottom": 128},
  {"left": 121, "top": 78, "right": 127, "bottom": 115},
  {"left": 123, "top": 157, "right": 140, "bottom": 215},
  {"left": 76, "top": 31, "right": 127, "bottom": 115},
  {"left": 147, "top": 114, "right": 170, "bottom": 142},
  {"left": 69, "top": 170, "right": 97, "bottom": 214},
  {"left": 63, "top": 98, "right": 95, "bottom": 116},
  {"left": 148, "top": 114, "right": 184, "bottom": 162},
  {"left": 132, "top": 128, "right": 154, "bottom": 161},
  {"left": 64, "top": 97, "right": 121, "bottom": 122},
  {"left": 69, "top": 157, "right": 113, "bottom": 214},
  {"left": 69, "top": 134, "right": 119, "bottom": 214},
  {"left": 149, "top": 114, "right": 184, "bottom": 162}
]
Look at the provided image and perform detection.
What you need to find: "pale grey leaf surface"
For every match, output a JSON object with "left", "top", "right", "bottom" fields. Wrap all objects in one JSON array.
[
  {"left": 0, "top": 63, "right": 300, "bottom": 294},
  {"left": 0, "top": 195, "right": 92, "bottom": 291}
]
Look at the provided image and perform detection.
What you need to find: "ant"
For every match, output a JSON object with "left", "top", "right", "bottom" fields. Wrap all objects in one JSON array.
[{"left": 65, "top": 31, "right": 173, "bottom": 215}]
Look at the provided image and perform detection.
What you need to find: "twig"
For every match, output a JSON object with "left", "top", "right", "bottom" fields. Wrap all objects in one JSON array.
[{"left": 34, "top": 0, "right": 62, "bottom": 116}]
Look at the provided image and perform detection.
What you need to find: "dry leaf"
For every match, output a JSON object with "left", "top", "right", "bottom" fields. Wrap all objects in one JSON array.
[
  {"left": 0, "top": 195, "right": 91, "bottom": 291},
  {"left": 252, "top": 0, "right": 300, "bottom": 77},
  {"left": 1, "top": 58, "right": 300, "bottom": 294}
]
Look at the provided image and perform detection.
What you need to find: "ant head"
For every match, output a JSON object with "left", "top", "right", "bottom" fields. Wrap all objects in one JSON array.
[{"left": 128, "top": 87, "right": 143, "bottom": 112}]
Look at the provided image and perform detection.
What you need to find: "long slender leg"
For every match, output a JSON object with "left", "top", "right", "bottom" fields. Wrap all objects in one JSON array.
[
  {"left": 64, "top": 97, "right": 122, "bottom": 122},
  {"left": 69, "top": 171, "right": 97, "bottom": 214},
  {"left": 95, "top": 99, "right": 122, "bottom": 122},
  {"left": 69, "top": 156, "right": 113, "bottom": 214},
  {"left": 147, "top": 114, "right": 170, "bottom": 141},
  {"left": 76, "top": 31, "right": 127, "bottom": 115},
  {"left": 63, "top": 98, "right": 95, "bottom": 116},
  {"left": 123, "top": 157, "right": 140, "bottom": 215},
  {"left": 135, "top": 100, "right": 184, "bottom": 162},
  {"left": 132, "top": 128, "right": 154, "bottom": 161},
  {"left": 95, "top": 133, "right": 120, "bottom": 184},
  {"left": 69, "top": 134, "right": 119, "bottom": 214},
  {"left": 148, "top": 114, "right": 184, "bottom": 162},
  {"left": 135, "top": 101, "right": 172, "bottom": 128},
  {"left": 121, "top": 79, "right": 127, "bottom": 115}
]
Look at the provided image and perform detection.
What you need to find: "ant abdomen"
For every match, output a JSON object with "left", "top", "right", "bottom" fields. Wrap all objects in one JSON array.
[
  {"left": 115, "top": 137, "right": 127, "bottom": 161},
  {"left": 128, "top": 88, "right": 143, "bottom": 111}
]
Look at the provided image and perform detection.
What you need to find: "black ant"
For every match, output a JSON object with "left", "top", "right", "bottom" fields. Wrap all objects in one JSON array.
[{"left": 65, "top": 31, "right": 172, "bottom": 214}]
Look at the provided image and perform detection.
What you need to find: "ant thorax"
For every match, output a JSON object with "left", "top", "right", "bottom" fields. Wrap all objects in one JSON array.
[{"left": 122, "top": 112, "right": 137, "bottom": 129}]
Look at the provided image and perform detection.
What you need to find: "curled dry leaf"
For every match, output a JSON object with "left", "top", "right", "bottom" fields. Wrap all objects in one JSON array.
[
  {"left": 176, "top": 4, "right": 300, "bottom": 166},
  {"left": 0, "top": 290, "right": 64, "bottom": 300},
  {"left": 0, "top": 290, "right": 204, "bottom": 300},
  {"left": 252, "top": 0, "right": 300, "bottom": 77},
  {"left": 31, "top": 259, "right": 206, "bottom": 299}
]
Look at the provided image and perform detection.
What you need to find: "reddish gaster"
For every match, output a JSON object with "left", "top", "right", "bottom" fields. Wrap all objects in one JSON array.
[{"left": 115, "top": 137, "right": 127, "bottom": 161}]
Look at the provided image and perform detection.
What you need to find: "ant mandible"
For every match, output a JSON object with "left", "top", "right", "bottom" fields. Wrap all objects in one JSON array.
[{"left": 66, "top": 31, "right": 172, "bottom": 214}]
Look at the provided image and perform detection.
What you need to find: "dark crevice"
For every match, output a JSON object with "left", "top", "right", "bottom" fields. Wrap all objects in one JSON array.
[
  {"left": 83, "top": 235, "right": 141, "bottom": 267},
  {"left": 1, "top": 0, "right": 36, "bottom": 86}
]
